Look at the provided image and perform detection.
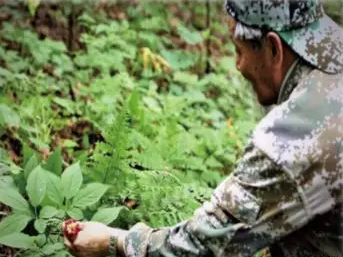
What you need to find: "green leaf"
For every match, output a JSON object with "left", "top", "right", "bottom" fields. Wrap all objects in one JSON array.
[
  {"left": 33, "top": 234, "right": 46, "bottom": 248},
  {"left": 63, "top": 139, "right": 78, "bottom": 148},
  {"left": 0, "top": 67, "right": 12, "bottom": 78},
  {"left": 62, "top": 162, "right": 83, "bottom": 200},
  {"left": 67, "top": 208, "right": 84, "bottom": 220},
  {"left": 217, "top": 56, "right": 239, "bottom": 74},
  {"left": 40, "top": 206, "right": 58, "bottom": 219},
  {"left": 53, "top": 97, "right": 74, "bottom": 114},
  {"left": 0, "top": 213, "right": 32, "bottom": 237},
  {"left": 53, "top": 250, "right": 74, "bottom": 257},
  {"left": 46, "top": 172, "right": 64, "bottom": 206},
  {"left": 0, "top": 233, "right": 35, "bottom": 249},
  {"left": 128, "top": 89, "right": 141, "bottom": 118},
  {"left": 41, "top": 242, "right": 64, "bottom": 255},
  {"left": 44, "top": 147, "right": 62, "bottom": 175},
  {"left": 34, "top": 219, "right": 47, "bottom": 233},
  {"left": 0, "top": 104, "right": 20, "bottom": 128},
  {"left": 91, "top": 207, "right": 123, "bottom": 225},
  {"left": 161, "top": 50, "right": 196, "bottom": 71},
  {"left": 29, "top": 137, "right": 49, "bottom": 152},
  {"left": 72, "top": 183, "right": 109, "bottom": 208},
  {"left": 23, "top": 144, "right": 36, "bottom": 167},
  {"left": 26, "top": 0, "right": 40, "bottom": 16},
  {"left": 24, "top": 154, "right": 39, "bottom": 180},
  {"left": 0, "top": 175, "right": 14, "bottom": 189},
  {"left": 26, "top": 165, "right": 47, "bottom": 207},
  {"left": 143, "top": 97, "right": 162, "bottom": 114},
  {"left": 0, "top": 187, "right": 31, "bottom": 215},
  {"left": 177, "top": 25, "right": 203, "bottom": 45},
  {"left": 204, "top": 156, "right": 223, "bottom": 169},
  {"left": 173, "top": 71, "right": 198, "bottom": 86}
]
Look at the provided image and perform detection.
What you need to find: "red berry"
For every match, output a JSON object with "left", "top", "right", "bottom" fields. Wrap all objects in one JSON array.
[{"left": 63, "top": 219, "right": 81, "bottom": 242}]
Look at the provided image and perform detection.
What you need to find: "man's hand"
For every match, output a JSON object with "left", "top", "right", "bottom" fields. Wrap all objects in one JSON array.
[{"left": 62, "top": 221, "right": 127, "bottom": 257}]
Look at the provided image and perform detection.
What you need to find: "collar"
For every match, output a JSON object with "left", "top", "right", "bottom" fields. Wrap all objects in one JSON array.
[{"left": 277, "top": 58, "right": 314, "bottom": 105}]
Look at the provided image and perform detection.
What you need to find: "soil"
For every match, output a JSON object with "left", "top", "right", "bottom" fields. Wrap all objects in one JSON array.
[
  {"left": 0, "top": 204, "right": 13, "bottom": 257},
  {"left": 51, "top": 119, "right": 104, "bottom": 164},
  {"left": 0, "top": 129, "right": 22, "bottom": 164},
  {"left": 0, "top": 2, "right": 225, "bottom": 253}
]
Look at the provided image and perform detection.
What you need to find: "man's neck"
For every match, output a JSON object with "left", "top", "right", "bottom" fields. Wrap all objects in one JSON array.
[{"left": 276, "top": 58, "right": 314, "bottom": 105}]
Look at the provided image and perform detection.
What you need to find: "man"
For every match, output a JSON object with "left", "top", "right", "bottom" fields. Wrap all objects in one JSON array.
[{"left": 63, "top": 0, "right": 343, "bottom": 256}]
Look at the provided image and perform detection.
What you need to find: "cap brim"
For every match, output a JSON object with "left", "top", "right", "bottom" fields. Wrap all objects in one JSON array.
[{"left": 278, "top": 14, "right": 343, "bottom": 74}]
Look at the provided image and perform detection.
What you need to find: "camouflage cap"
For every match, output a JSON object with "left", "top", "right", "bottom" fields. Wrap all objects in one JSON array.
[{"left": 225, "top": 0, "right": 343, "bottom": 74}]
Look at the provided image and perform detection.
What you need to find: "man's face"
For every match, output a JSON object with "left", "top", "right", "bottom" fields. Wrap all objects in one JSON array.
[{"left": 228, "top": 18, "right": 278, "bottom": 106}]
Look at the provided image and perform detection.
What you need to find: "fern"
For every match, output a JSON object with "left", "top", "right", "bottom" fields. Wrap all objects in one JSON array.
[
  {"left": 89, "top": 103, "right": 131, "bottom": 187},
  {"left": 105, "top": 109, "right": 130, "bottom": 184},
  {"left": 126, "top": 170, "right": 213, "bottom": 227},
  {"left": 88, "top": 93, "right": 215, "bottom": 227}
]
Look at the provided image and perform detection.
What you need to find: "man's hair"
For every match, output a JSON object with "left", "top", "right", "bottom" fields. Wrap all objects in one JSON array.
[{"left": 233, "top": 21, "right": 265, "bottom": 50}]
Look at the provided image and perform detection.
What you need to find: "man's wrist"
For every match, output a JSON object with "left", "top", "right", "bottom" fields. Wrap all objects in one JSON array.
[
  {"left": 107, "top": 228, "right": 128, "bottom": 257},
  {"left": 108, "top": 233, "right": 118, "bottom": 255},
  {"left": 116, "top": 231, "right": 127, "bottom": 257}
]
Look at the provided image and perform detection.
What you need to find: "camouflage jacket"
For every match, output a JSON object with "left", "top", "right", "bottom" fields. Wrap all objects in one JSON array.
[{"left": 123, "top": 59, "right": 343, "bottom": 257}]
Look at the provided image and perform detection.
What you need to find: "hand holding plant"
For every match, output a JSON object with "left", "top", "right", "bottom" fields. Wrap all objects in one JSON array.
[
  {"left": 62, "top": 221, "right": 127, "bottom": 257},
  {"left": 62, "top": 221, "right": 110, "bottom": 257}
]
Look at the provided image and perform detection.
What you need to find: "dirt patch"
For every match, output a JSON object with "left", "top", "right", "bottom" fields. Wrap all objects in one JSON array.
[
  {"left": 0, "top": 130, "right": 22, "bottom": 164},
  {"left": 0, "top": 202, "right": 13, "bottom": 256},
  {"left": 51, "top": 119, "right": 104, "bottom": 163},
  {"left": 32, "top": 3, "right": 84, "bottom": 52}
]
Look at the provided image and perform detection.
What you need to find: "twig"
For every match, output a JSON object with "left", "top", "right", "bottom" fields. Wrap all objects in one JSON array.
[
  {"left": 205, "top": 0, "right": 211, "bottom": 74},
  {"left": 68, "top": 2, "right": 75, "bottom": 52}
]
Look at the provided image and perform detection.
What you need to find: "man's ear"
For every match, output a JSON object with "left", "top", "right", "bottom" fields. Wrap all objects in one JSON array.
[
  {"left": 265, "top": 32, "right": 284, "bottom": 86},
  {"left": 265, "top": 32, "right": 284, "bottom": 68}
]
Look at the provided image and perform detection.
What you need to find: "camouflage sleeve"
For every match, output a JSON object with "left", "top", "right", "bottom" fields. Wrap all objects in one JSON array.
[{"left": 122, "top": 142, "right": 333, "bottom": 257}]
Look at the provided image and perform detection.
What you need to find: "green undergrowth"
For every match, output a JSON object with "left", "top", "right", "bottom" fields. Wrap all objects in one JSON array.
[{"left": 0, "top": 1, "right": 262, "bottom": 256}]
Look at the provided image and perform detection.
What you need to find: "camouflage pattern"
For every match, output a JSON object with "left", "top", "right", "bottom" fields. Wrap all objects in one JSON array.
[
  {"left": 225, "top": 0, "right": 343, "bottom": 74},
  {"left": 122, "top": 59, "right": 343, "bottom": 257}
]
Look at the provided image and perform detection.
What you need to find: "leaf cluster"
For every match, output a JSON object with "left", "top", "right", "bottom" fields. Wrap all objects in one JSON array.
[{"left": 0, "top": 1, "right": 263, "bottom": 256}]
